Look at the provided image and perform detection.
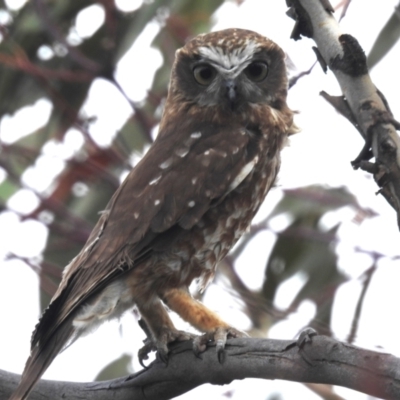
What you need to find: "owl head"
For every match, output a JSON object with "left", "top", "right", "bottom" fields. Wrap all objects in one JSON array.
[{"left": 170, "top": 28, "right": 288, "bottom": 112}]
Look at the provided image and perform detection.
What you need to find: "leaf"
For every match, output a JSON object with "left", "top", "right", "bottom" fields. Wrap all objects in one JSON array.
[
  {"left": 0, "top": 178, "right": 19, "bottom": 202},
  {"left": 367, "top": 9, "right": 400, "bottom": 69},
  {"left": 94, "top": 353, "right": 133, "bottom": 381},
  {"left": 267, "top": 185, "right": 362, "bottom": 221},
  {"left": 13, "top": 125, "right": 52, "bottom": 153},
  {"left": 261, "top": 186, "right": 359, "bottom": 335}
]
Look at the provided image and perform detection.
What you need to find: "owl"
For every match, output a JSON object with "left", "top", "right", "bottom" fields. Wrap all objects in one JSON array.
[{"left": 10, "top": 28, "right": 296, "bottom": 400}]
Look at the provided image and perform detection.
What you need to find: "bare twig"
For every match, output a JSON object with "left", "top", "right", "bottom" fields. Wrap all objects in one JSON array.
[
  {"left": 347, "top": 263, "right": 377, "bottom": 344},
  {"left": 304, "top": 383, "right": 346, "bottom": 400},
  {"left": 0, "top": 52, "right": 94, "bottom": 82},
  {"left": 335, "top": 0, "right": 352, "bottom": 21},
  {"left": 288, "top": 61, "right": 317, "bottom": 88},
  {"left": 33, "top": 0, "right": 101, "bottom": 73}
]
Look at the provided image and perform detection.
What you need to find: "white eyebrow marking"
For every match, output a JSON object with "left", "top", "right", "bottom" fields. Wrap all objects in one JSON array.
[{"left": 198, "top": 40, "right": 259, "bottom": 70}]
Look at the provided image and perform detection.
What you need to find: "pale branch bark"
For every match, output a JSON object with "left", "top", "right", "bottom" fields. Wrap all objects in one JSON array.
[
  {"left": 286, "top": 0, "right": 400, "bottom": 228},
  {"left": 2, "top": 335, "right": 400, "bottom": 399}
]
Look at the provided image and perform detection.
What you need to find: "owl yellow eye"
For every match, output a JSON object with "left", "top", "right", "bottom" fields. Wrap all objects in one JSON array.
[
  {"left": 193, "top": 64, "right": 217, "bottom": 86},
  {"left": 244, "top": 61, "right": 268, "bottom": 82}
]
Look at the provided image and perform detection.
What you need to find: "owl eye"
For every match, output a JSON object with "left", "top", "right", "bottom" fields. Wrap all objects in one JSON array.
[
  {"left": 244, "top": 61, "right": 268, "bottom": 82},
  {"left": 193, "top": 64, "right": 217, "bottom": 86}
]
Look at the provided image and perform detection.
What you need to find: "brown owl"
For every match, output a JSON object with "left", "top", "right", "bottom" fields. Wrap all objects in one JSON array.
[{"left": 10, "top": 28, "right": 296, "bottom": 400}]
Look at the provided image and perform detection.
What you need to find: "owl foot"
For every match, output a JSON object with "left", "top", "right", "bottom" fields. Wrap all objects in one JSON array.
[
  {"left": 138, "top": 327, "right": 196, "bottom": 368},
  {"left": 193, "top": 326, "right": 248, "bottom": 363}
]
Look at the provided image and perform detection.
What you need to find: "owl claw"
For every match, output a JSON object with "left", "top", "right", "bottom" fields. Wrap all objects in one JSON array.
[
  {"left": 193, "top": 326, "right": 248, "bottom": 363},
  {"left": 138, "top": 328, "right": 196, "bottom": 367},
  {"left": 193, "top": 332, "right": 211, "bottom": 358},
  {"left": 138, "top": 340, "right": 157, "bottom": 368},
  {"left": 156, "top": 345, "right": 169, "bottom": 365}
]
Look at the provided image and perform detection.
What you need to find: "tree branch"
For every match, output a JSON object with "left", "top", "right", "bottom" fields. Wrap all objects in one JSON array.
[
  {"left": 286, "top": 0, "right": 400, "bottom": 228},
  {"left": 2, "top": 336, "right": 400, "bottom": 399}
]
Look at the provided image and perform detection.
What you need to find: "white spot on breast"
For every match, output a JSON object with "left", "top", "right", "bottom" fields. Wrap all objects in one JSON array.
[
  {"left": 149, "top": 175, "right": 162, "bottom": 185},
  {"left": 176, "top": 248, "right": 190, "bottom": 260},
  {"left": 197, "top": 220, "right": 205, "bottom": 228},
  {"left": 154, "top": 199, "right": 161, "bottom": 206},
  {"left": 167, "top": 259, "right": 181, "bottom": 271},
  {"left": 232, "top": 147, "right": 239, "bottom": 154},
  {"left": 205, "top": 260, "right": 214, "bottom": 270},
  {"left": 175, "top": 148, "right": 189, "bottom": 158},
  {"left": 192, "top": 177, "right": 198, "bottom": 185},
  {"left": 213, "top": 243, "right": 222, "bottom": 259},
  {"left": 234, "top": 228, "right": 244, "bottom": 239},
  {"left": 188, "top": 200, "right": 195, "bottom": 207},
  {"left": 191, "top": 132, "right": 202, "bottom": 139},
  {"left": 204, "top": 150, "right": 210, "bottom": 156},
  {"left": 159, "top": 158, "right": 173, "bottom": 169},
  {"left": 269, "top": 107, "right": 282, "bottom": 123},
  {"left": 229, "top": 156, "right": 259, "bottom": 192},
  {"left": 134, "top": 212, "right": 139, "bottom": 219}
]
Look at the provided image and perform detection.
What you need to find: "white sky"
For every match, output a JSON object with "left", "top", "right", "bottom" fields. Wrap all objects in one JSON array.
[{"left": 1, "top": 1, "right": 400, "bottom": 399}]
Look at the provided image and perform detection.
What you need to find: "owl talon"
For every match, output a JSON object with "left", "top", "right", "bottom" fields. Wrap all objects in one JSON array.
[
  {"left": 156, "top": 345, "right": 169, "bottom": 365},
  {"left": 138, "top": 340, "right": 157, "bottom": 368},
  {"left": 217, "top": 346, "right": 225, "bottom": 363},
  {"left": 193, "top": 326, "right": 248, "bottom": 363},
  {"left": 193, "top": 331, "right": 213, "bottom": 357},
  {"left": 138, "top": 328, "right": 196, "bottom": 367}
]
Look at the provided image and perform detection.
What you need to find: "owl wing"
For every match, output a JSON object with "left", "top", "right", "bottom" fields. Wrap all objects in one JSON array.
[{"left": 32, "top": 124, "right": 258, "bottom": 346}]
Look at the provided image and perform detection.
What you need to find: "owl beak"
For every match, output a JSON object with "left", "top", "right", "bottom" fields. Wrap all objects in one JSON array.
[
  {"left": 225, "top": 79, "right": 238, "bottom": 110},
  {"left": 225, "top": 79, "right": 237, "bottom": 104}
]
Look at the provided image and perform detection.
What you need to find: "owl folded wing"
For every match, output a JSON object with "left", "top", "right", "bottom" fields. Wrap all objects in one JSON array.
[{"left": 31, "top": 124, "right": 258, "bottom": 346}]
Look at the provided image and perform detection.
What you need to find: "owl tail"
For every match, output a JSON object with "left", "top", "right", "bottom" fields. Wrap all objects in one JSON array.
[{"left": 9, "top": 321, "right": 74, "bottom": 400}]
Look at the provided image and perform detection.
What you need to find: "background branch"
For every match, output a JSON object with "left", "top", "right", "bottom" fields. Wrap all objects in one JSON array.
[{"left": 287, "top": 0, "right": 400, "bottom": 227}]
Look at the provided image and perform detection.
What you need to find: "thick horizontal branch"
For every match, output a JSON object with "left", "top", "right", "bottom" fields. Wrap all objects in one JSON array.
[
  {"left": 2, "top": 335, "right": 400, "bottom": 399},
  {"left": 287, "top": 0, "right": 400, "bottom": 227}
]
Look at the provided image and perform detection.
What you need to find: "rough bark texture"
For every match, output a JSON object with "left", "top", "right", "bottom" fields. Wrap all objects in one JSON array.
[
  {"left": 2, "top": 336, "right": 400, "bottom": 399},
  {"left": 287, "top": 0, "right": 400, "bottom": 228}
]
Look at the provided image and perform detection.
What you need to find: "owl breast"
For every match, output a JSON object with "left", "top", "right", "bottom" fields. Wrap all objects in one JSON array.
[
  {"left": 73, "top": 109, "right": 286, "bottom": 333},
  {"left": 154, "top": 124, "right": 283, "bottom": 291}
]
